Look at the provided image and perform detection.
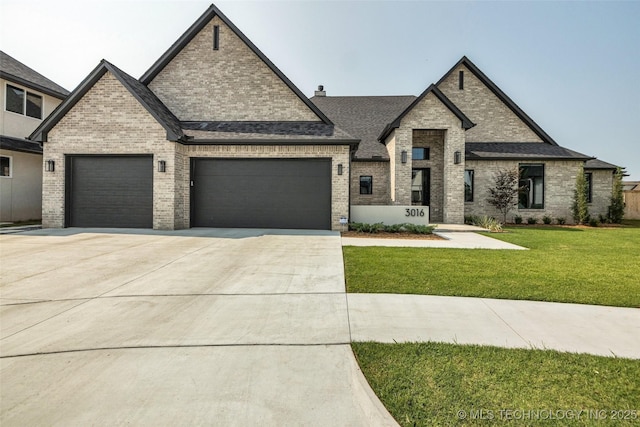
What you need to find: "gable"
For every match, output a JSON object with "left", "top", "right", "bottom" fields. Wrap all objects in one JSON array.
[
  {"left": 437, "top": 62, "right": 545, "bottom": 144},
  {"left": 48, "top": 71, "right": 167, "bottom": 143},
  {"left": 146, "top": 12, "right": 324, "bottom": 122}
]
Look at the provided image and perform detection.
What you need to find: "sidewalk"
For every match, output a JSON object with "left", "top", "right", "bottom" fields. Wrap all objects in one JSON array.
[
  {"left": 348, "top": 294, "right": 640, "bottom": 359},
  {"left": 342, "top": 231, "right": 526, "bottom": 250}
]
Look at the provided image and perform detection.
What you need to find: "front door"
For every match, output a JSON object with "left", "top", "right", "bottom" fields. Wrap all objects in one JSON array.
[{"left": 411, "top": 168, "right": 430, "bottom": 206}]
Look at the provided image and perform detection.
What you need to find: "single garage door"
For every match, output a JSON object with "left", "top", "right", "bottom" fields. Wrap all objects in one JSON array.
[
  {"left": 66, "top": 156, "right": 153, "bottom": 228},
  {"left": 191, "top": 158, "right": 331, "bottom": 229}
]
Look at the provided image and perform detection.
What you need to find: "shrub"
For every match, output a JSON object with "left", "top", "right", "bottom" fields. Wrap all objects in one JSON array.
[
  {"left": 572, "top": 165, "right": 590, "bottom": 225},
  {"left": 556, "top": 217, "right": 566, "bottom": 225},
  {"left": 349, "top": 222, "right": 435, "bottom": 235},
  {"left": 542, "top": 215, "right": 552, "bottom": 225},
  {"left": 383, "top": 224, "right": 403, "bottom": 233},
  {"left": 527, "top": 217, "right": 537, "bottom": 225},
  {"left": 464, "top": 215, "right": 476, "bottom": 225},
  {"left": 402, "top": 223, "right": 436, "bottom": 234},
  {"left": 589, "top": 218, "right": 599, "bottom": 227},
  {"left": 349, "top": 222, "right": 384, "bottom": 233},
  {"left": 471, "top": 215, "right": 503, "bottom": 233},
  {"left": 607, "top": 167, "right": 625, "bottom": 223},
  {"left": 514, "top": 215, "right": 523, "bottom": 224},
  {"left": 598, "top": 214, "right": 609, "bottom": 224}
]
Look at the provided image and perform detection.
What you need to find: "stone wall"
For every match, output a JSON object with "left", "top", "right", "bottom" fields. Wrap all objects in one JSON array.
[{"left": 585, "top": 168, "right": 613, "bottom": 219}]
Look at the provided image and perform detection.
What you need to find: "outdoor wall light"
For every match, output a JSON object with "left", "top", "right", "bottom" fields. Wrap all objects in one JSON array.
[
  {"left": 158, "top": 160, "right": 166, "bottom": 172},
  {"left": 401, "top": 150, "right": 408, "bottom": 164},
  {"left": 454, "top": 151, "right": 462, "bottom": 165},
  {"left": 45, "top": 160, "right": 55, "bottom": 172},
  {"left": 337, "top": 163, "right": 343, "bottom": 175}
]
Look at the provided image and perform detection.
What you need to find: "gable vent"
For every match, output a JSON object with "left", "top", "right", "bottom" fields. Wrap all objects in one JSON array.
[{"left": 213, "top": 25, "right": 220, "bottom": 50}]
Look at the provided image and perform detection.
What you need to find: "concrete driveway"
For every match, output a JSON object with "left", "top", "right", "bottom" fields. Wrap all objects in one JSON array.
[{"left": 0, "top": 229, "right": 396, "bottom": 426}]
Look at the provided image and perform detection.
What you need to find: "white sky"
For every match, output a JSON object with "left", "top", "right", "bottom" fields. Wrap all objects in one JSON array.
[{"left": 1, "top": 0, "right": 638, "bottom": 180}]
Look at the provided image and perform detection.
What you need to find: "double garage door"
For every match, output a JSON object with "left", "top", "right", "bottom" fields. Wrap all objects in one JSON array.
[
  {"left": 191, "top": 158, "right": 331, "bottom": 230},
  {"left": 66, "top": 156, "right": 331, "bottom": 230}
]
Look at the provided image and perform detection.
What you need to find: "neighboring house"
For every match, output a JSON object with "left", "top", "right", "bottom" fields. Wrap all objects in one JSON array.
[
  {"left": 1, "top": 51, "right": 69, "bottom": 222},
  {"left": 623, "top": 181, "right": 640, "bottom": 220},
  {"left": 29, "top": 4, "right": 620, "bottom": 230}
]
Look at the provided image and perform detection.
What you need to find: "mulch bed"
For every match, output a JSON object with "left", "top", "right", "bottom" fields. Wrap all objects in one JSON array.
[{"left": 341, "top": 231, "right": 445, "bottom": 240}]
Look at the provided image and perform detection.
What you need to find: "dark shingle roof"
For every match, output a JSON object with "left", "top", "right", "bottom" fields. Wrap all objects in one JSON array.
[
  {"left": 584, "top": 158, "right": 620, "bottom": 170},
  {"left": 0, "top": 135, "right": 43, "bottom": 154},
  {"left": 465, "top": 142, "right": 593, "bottom": 161},
  {"left": 0, "top": 51, "right": 69, "bottom": 99},
  {"left": 181, "top": 121, "right": 358, "bottom": 146},
  {"left": 30, "top": 60, "right": 183, "bottom": 142},
  {"left": 379, "top": 85, "right": 475, "bottom": 144},
  {"left": 311, "top": 96, "right": 415, "bottom": 159}
]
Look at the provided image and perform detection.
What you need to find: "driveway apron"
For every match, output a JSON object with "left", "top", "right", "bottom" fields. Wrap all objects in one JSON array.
[{"left": 0, "top": 229, "right": 396, "bottom": 426}]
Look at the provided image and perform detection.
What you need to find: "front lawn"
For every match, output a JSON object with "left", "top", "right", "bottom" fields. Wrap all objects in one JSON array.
[
  {"left": 352, "top": 342, "right": 640, "bottom": 426},
  {"left": 343, "top": 226, "right": 640, "bottom": 307}
]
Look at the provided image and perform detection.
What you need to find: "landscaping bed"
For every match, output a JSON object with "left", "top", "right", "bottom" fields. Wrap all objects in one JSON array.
[{"left": 341, "top": 231, "right": 444, "bottom": 240}]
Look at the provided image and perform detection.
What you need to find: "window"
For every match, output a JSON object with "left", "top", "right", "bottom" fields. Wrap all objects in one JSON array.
[
  {"left": 1, "top": 156, "right": 11, "bottom": 177},
  {"left": 459, "top": 70, "right": 464, "bottom": 90},
  {"left": 5, "top": 84, "right": 42, "bottom": 119},
  {"left": 585, "top": 172, "right": 593, "bottom": 203},
  {"left": 519, "top": 164, "right": 544, "bottom": 209},
  {"left": 412, "top": 147, "right": 430, "bottom": 160},
  {"left": 464, "top": 170, "right": 474, "bottom": 202},
  {"left": 359, "top": 176, "right": 373, "bottom": 194}
]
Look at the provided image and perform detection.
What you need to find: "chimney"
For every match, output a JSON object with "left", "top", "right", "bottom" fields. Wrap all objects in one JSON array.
[{"left": 314, "top": 85, "right": 326, "bottom": 97}]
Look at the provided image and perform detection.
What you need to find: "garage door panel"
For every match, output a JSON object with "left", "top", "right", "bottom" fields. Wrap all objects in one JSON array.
[
  {"left": 192, "top": 158, "right": 331, "bottom": 230},
  {"left": 67, "top": 156, "right": 153, "bottom": 228}
]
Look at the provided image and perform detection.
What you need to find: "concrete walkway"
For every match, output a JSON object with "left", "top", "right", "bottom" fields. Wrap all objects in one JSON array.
[
  {"left": 348, "top": 294, "right": 640, "bottom": 359},
  {"left": 342, "top": 231, "right": 527, "bottom": 249}
]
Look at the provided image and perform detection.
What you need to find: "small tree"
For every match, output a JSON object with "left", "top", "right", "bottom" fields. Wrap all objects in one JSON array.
[
  {"left": 486, "top": 167, "right": 520, "bottom": 224},
  {"left": 608, "top": 167, "right": 625, "bottom": 223},
  {"left": 571, "top": 166, "right": 589, "bottom": 225}
]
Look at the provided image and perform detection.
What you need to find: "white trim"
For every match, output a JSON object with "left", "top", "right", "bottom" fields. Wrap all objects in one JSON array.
[
  {"left": 0, "top": 155, "right": 13, "bottom": 178},
  {"left": 4, "top": 82, "right": 44, "bottom": 120}
]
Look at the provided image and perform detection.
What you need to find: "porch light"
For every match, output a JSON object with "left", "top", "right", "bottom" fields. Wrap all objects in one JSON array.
[
  {"left": 337, "top": 163, "right": 343, "bottom": 175},
  {"left": 45, "top": 160, "right": 55, "bottom": 172},
  {"left": 401, "top": 150, "right": 408, "bottom": 164},
  {"left": 454, "top": 151, "right": 462, "bottom": 164},
  {"left": 158, "top": 160, "right": 166, "bottom": 172}
]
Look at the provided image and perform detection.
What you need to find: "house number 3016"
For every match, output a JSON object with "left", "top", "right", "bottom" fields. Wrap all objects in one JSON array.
[{"left": 405, "top": 208, "right": 425, "bottom": 217}]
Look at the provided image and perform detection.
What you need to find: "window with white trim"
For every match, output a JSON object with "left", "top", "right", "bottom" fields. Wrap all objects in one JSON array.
[
  {"left": 1, "top": 156, "right": 12, "bottom": 177},
  {"left": 5, "top": 84, "right": 43, "bottom": 119}
]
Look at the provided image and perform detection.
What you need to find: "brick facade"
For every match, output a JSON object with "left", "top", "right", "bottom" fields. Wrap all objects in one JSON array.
[
  {"left": 350, "top": 161, "right": 390, "bottom": 205},
  {"left": 44, "top": 72, "right": 178, "bottom": 229},
  {"left": 389, "top": 92, "right": 466, "bottom": 223},
  {"left": 438, "top": 65, "right": 543, "bottom": 143},
  {"left": 585, "top": 168, "right": 613, "bottom": 219},
  {"left": 148, "top": 18, "right": 320, "bottom": 122},
  {"left": 464, "top": 160, "right": 584, "bottom": 223}
]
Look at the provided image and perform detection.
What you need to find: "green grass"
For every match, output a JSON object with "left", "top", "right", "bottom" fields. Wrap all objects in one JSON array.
[
  {"left": 352, "top": 342, "right": 640, "bottom": 426},
  {"left": 343, "top": 226, "right": 640, "bottom": 307}
]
